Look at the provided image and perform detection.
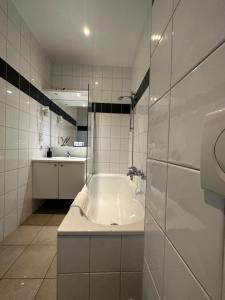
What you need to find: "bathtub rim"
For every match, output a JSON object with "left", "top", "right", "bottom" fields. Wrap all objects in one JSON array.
[{"left": 58, "top": 206, "right": 144, "bottom": 236}]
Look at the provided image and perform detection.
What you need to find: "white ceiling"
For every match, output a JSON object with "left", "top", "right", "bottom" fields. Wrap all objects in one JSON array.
[{"left": 13, "top": 0, "right": 150, "bottom": 66}]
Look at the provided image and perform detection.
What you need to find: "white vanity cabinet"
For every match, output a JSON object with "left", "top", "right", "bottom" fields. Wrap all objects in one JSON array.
[{"left": 32, "top": 158, "right": 85, "bottom": 199}]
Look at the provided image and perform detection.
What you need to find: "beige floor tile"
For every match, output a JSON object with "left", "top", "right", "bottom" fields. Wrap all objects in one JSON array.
[
  {"left": 0, "top": 246, "right": 25, "bottom": 278},
  {"left": 5, "top": 245, "right": 56, "bottom": 279},
  {"left": 0, "top": 278, "right": 42, "bottom": 300},
  {"left": 46, "top": 256, "right": 56, "bottom": 279},
  {"left": 1, "top": 226, "right": 42, "bottom": 245},
  {"left": 32, "top": 227, "right": 58, "bottom": 245},
  {"left": 46, "top": 214, "right": 66, "bottom": 226},
  {"left": 23, "top": 214, "right": 53, "bottom": 226},
  {"left": 34, "top": 279, "right": 56, "bottom": 300}
]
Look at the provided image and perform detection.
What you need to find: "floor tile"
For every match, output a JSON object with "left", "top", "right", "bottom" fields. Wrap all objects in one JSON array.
[
  {"left": 5, "top": 245, "right": 56, "bottom": 279},
  {"left": 34, "top": 279, "right": 56, "bottom": 300},
  {"left": 32, "top": 227, "right": 58, "bottom": 245},
  {"left": 46, "top": 214, "right": 66, "bottom": 226},
  {"left": 1, "top": 226, "right": 42, "bottom": 245},
  {"left": 46, "top": 256, "right": 56, "bottom": 279},
  {"left": 0, "top": 278, "right": 42, "bottom": 300},
  {"left": 23, "top": 214, "right": 53, "bottom": 226},
  {"left": 0, "top": 246, "right": 25, "bottom": 278}
]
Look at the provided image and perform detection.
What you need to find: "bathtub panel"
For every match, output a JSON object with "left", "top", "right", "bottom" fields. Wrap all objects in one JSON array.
[
  {"left": 121, "top": 235, "right": 144, "bottom": 272},
  {"left": 120, "top": 272, "right": 142, "bottom": 300},
  {"left": 57, "top": 236, "right": 90, "bottom": 273},
  {"left": 90, "top": 273, "right": 120, "bottom": 300},
  {"left": 90, "top": 236, "right": 121, "bottom": 272},
  {"left": 57, "top": 273, "right": 89, "bottom": 300}
]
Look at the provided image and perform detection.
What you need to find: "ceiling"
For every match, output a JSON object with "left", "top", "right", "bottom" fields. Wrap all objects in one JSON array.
[{"left": 13, "top": 0, "right": 150, "bottom": 67}]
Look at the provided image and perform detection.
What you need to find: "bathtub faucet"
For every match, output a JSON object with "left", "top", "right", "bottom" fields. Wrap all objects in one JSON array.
[{"left": 127, "top": 166, "right": 146, "bottom": 180}]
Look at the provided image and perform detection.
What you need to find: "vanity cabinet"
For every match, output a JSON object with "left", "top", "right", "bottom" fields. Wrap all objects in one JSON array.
[{"left": 33, "top": 161, "right": 85, "bottom": 199}]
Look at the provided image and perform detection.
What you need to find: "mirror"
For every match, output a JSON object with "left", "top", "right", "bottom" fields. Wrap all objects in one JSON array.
[{"left": 46, "top": 89, "right": 88, "bottom": 155}]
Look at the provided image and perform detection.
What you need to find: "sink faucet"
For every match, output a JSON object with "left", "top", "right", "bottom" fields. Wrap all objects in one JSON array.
[{"left": 65, "top": 151, "right": 71, "bottom": 158}]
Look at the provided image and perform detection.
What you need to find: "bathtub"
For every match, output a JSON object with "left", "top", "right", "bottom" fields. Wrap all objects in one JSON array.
[
  {"left": 71, "top": 173, "right": 145, "bottom": 226},
  {"left": 57, "top": 174, "right": 145, "bottom": 300}
]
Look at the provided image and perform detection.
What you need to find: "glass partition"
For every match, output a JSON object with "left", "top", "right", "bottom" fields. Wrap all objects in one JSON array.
[{"left": 86, "top": 85, "right": 94, "bottom": 184}]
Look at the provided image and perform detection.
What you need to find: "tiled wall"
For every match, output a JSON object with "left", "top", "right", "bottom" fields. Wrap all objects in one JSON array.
[
  {"left": 51, "top": 63, "right": 131, "bottom": 174},
  {"left": 57, "top": 233, "right": 144, "bottom": 300},
  {"left": 0, "top": 0, "right": 76, "bottom": 240},
  {"left": 144, "top": 0, "right": 225, "bottom": 300}
]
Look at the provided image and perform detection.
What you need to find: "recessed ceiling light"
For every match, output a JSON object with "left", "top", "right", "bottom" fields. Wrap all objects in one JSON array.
[
  {"left": 77, "top": 93, "right": 81, "bottom": 97},
  {"left": 82, "top": 104, "right": 86, "bottom": 107},
  {"left": 83, "top": 26, "right": 90, "bottom": 37},
  {"left": 6, "top": 90, "right": 12, "bottom": 94},
  {"left": 95, "top": 81, "right": 99, "bottom": 85},
  {"left": 151, "top": 34, "right": 161, "bottom": 41}
]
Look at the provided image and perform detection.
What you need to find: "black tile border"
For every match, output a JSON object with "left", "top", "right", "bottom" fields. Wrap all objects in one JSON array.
[
  {"left": 0, "top": 58, "right": 77, "bottom": 127},
  {"left": 77, "top": 126, "right": 88, "bottom": 131},
  {"left": 91, "top": 102, "right": 130, "bottom": 114},
  {"left": 133, "top": 68, "right": 150, "bottom": 107}
]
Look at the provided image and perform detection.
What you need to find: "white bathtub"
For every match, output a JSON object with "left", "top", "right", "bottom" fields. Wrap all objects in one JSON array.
[
  {"left": 72, "top": 173, "right": 145, "bottom": 226},
  {"left": 57, "top": 174, "right": 144, "bottom": 300}
]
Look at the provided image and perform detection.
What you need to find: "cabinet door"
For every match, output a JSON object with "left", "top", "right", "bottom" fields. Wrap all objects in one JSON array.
[
  {"left": 58, "top": 162, "right": 85, "bottom": 199},
  {"left": 33, "top": 162, "right": 58, "bottom": 199}
]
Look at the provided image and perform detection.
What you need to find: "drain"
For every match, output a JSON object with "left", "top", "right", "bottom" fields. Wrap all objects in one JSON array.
[{"left": 110, "top": 222, "right": 118, "bottom": 225}]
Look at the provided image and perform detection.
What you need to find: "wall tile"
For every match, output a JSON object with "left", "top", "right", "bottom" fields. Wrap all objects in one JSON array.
[
  {"left": 164, "top": 238, "right": 211, "bottom": 300},
  {"left": 148, "top": 92, "right": 169, "bottom": 160},
  {"left": 150, "top": 21, "right": 172, "bottom": 101},
  {"left": 166, "top": 165, "right": 224, "bottom": 300},
  {"left": 151, "top": 0, "right": 173, "bottom": 54},
  {"left": 142, "top": 260, "right": 160, "bottom": 300},
  {"left": 146, "top": 159, "right": 167, "bottom": 230},
  {"left": 172, "top": 0, "right": 225, "bottom": 85},
  {"left": 120, "top": 272, "right": 142, "bottom": 300},
  {"left": 144, "top": 210, "right": 164, "bottom": 298},
  {"left": 169, "top": 43, "right": 225, "bottom": 169}
]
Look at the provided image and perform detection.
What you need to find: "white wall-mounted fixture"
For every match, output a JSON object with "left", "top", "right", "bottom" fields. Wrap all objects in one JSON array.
[
  {"left": 201, "top": 108, "right": 225, "bottom": 196},
  {"left": 41, "top": 106, "right": 50, "bottom": 117},
  {"left": 57, "top": 115, "right": 63, "bottom": 124}
]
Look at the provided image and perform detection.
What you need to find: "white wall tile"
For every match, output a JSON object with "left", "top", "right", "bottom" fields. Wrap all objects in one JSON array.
[
  {"left": 164, "top": 238, "right": 211, "bottom": 300},
  {"left": 169, "top": 42, "right": 225, "bottom": 169},
  {"left": 144, "top": 210, "right": 164, "bottom": 298},
  {"left": 5, "top": 169, "right": 17, "bottom": 193},
  {"left": 142, "top": 260, "right": 160, "bottom": 300},
  {"left": 151, "top": 0, "right": 173, "bottom": 54},
  {"left": 172, "top": 0, "right": 225, "bottom": 85},
  {"left": 150, "top": 21, "right": 172, "bottom": 101},
  {"left": 6, "top": 105, "right": 19, "bottom": 128},
  {"left": 4, "top": 189, "right": 17, "bottom": 215},
  {"left": 148, "top": 92, "right": 169, "bottom": 160},
  {"left": 146, "top": 160, "right": 167, "bottom": 229},
  {"left": 166, "top": 165, "right": 224, "bottom": 300},
  {"left": 5, "top": 149, "right": 18, "bottom": 171}
]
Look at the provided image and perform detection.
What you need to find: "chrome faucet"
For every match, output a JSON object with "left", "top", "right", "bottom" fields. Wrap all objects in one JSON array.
[
  {"left": 127, "top": 166, "right": 146, "bottom": 180},
  {"left": 65, "top": 151, "right": 71, "bottom": 158}
]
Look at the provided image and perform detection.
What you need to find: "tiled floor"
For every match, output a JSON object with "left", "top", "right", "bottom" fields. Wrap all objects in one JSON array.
[{"left": 0, "top": 200, "right": 71, "bottom": 300}]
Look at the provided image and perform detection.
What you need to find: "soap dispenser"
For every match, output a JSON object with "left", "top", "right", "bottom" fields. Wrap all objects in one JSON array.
[{"left": 47, "top": 147, "right": 52, "bottom": 158}]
